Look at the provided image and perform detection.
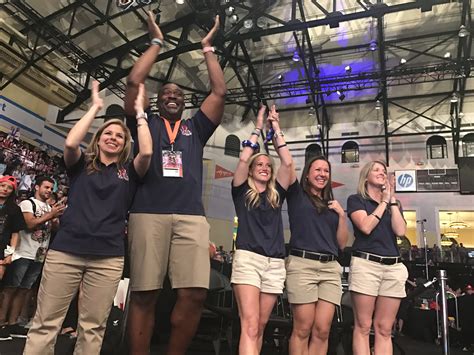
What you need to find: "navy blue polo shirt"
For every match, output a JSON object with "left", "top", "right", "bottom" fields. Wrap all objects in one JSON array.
[
  {"left": 127, "top": 109, "right": 217, "bottom": 215},
  {"left": 232, "top": 181, "right": 286, "bottom": 259},
  {"left": 287, "top": 180, "right": 339, "bottom": 256},
  {"left": 50, "top": 154, "right": 138, "bottom": 257},
  {"left": 346, "top": 194, "right": 401, "bottom": 257}
]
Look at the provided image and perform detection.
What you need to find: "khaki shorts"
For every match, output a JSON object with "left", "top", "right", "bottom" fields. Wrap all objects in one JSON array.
[
  {"left": 349, "top": 255, "right": 408, "bottom": 298},
  {"left": 285, "top": 255, "right": 342, "bottom": 305},
  {"left": 231, "top": 250, "right": 285, "bottom": 294},
  {"left": 128, "top": 213, "right": 210, "bottom": 291}
]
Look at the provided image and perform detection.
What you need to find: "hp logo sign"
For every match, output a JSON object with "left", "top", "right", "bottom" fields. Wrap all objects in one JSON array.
[{"left": 398, "top": 174, "right": 414, "bottom": 188}]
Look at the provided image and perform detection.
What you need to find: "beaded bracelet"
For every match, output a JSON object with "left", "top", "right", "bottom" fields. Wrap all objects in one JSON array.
[
  {"left": 151, "top": 38, "right": 163, "bottom": 47},
  {"left": 242, "top": 140, "right": 260, "bottom": 151}
]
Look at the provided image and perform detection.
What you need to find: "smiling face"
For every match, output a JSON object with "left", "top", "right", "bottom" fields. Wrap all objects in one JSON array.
[
  {"left": 157, "top": 83, "right": 185, "bottom": 120},
  {"left": 97, "top": 123, "right": 126, "bottom": 157},
  {"left": 249, "top": 155, "right": 273, "bottom": 184},
  {"left": 367, "top": 161, "right": 387, "bottom": 188},
  {"left": 306, "top": 159, "right": 330, "bottom": 195}
]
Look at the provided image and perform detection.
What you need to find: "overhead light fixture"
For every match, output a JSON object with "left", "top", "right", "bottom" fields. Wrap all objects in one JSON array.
[
  {"left": 345, "top": 65, "right": 352, "bottom": 74},
  {"left": 225, "top": 6, "right": 235, "bottom": 16},
  {"left": 450, "top": 93, "right": 459, "bottom": 103},
  {"left": 449, "top": 221, "right": 468, "bottom": 229},
  {"left": 440, "top": 236, "right": 453, "bottom": 246},
  {"left": 375, "top": 100, "right": 381, "bottom": 110},
  {"left": 369, "top": 40, "right": 377, "bottom": 51},
  {"left": 175, "top": 0, "right": 185, "bottom": 4},
  {"left": 256, "top": 17, "right": 268, "bottom": 28},
  {"left": 458, "top": 25, "right": 470, "bottom": 38},
  {"left": 444, "top": 52, "right": 452, "bottom": 59},
  {"left": 336, "top": 90, "right": 345, "bottom": 101},
  {"left": 229, "top": 14, "right": 239, "bottom": 24},
  {"left": 400, "top": 58, "right": 407, "bottom": 65},
  {"left": 292, "top": 51, "right": 301, "bottom": 62},
  {"left": 444, "top": 231, "right": 459, "bottom": 238},
  {"left": 243, "top": 19, "right": 253, "bottom": 29}
]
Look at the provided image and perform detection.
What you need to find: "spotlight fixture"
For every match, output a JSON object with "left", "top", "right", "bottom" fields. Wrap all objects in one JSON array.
[
  {"left": 444, "top": 52, "right": 452, "bottom": 59},
  {"left": 450, "top": 93, "right": 459, "bottom": 103},
  {"left": 375, "top": 100, "right": 381, "bottom": 110},
  {"left": 369, "top": 40, "right": 377, "bottom": 51},
  {"left": 225, "top": 6, "right": 235, "bottom": 16},
  {"left": 292, "top": 51, "right": 301, "bottom": 62},
  {"left": 458, "top": 25, "right": 470, "bottom": 38},
  {"left": 345, "top": 65, "right": 352, "bottom": 74},
  {"left": 176, "top": 0, "right": 184, "bottom": 4},
  {"left": 336, "top": 90, "right": 345, "bottom": 101},
  {"left": 400, "top": 58, "right": 407, "bottom": 65},
  {"left": 243, "top": 19, "right": 253, "bottom": 29},
  {"left": 229, "top": 14, "right": 239, "bottom": 24},
  {"left": 277, "top": 74, "right": 284, "bottom": 82}
]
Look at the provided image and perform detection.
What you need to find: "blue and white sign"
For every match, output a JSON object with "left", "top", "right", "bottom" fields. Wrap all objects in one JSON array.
[{"left": 395, "top": 170, "right": 417, "bottom": 192}]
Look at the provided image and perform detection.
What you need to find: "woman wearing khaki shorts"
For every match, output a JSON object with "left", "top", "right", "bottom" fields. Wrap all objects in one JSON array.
[
  {"left": 347, "top": 160, "right": 408, "bottom": 355},
  {"left": 285, "top": 155, "right": 348, "bottom": 355},
  {"left": 231, "top": 105, "right": 293, "bottom": 355}
]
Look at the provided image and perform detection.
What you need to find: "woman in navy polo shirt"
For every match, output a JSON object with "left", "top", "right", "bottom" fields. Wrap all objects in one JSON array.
[
  {"left": 231, "top": 105, "right": 293, "bottom": 355},
  {"left": 24, "top": 82, "right": 152, "bottom": 354},
  {"left": 285, "top": 155, "right": 348, "bottom": 355},
  {"left": 346, "top": 160, "right": 408, "bottom": 355}
]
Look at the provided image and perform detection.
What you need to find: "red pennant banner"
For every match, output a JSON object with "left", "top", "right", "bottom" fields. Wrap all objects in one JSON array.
[
  {"left": 331, "top": 181, "right": 344, "bottom": 188},
  {"left": 215, "top": 164, "right": 234, "bottom": 179}
]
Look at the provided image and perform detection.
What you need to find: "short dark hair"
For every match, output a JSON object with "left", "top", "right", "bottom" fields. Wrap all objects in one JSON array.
[{"left": 35, "top": 176, "right": 54, "bottom": 187}]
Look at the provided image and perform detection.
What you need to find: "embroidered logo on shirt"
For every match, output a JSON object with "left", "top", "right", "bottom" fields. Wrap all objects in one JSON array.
[
  {"left": 117, "top": 168, "right": 129, "bottom": 181},
  {"left": 180, "top": 124, "right": 192, "bottom": 136}
]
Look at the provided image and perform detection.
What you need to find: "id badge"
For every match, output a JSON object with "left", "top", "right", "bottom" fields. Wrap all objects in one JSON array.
[{"left": 162, "top": 150, "right": 183, "bottom": 178}]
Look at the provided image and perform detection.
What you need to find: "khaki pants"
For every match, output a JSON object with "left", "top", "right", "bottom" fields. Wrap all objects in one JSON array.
[{"left": 24, "top": 250, "right": 124, "bottom": 355}]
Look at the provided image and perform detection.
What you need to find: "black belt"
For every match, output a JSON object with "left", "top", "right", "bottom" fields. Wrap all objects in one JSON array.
[
  {"left": 352, "top": 251, "right": 402, "bottom": 265},
  {"left": 290, "top": 249, "right": 336, "bottom": 262}
]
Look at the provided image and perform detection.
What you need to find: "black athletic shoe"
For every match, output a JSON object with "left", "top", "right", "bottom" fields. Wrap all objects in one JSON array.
[
  {"left": 0, "top": 325, "right": 12, "bottom": 341},
  {"left": 9, "top": 324, "right": 28, "bottom": 338}
]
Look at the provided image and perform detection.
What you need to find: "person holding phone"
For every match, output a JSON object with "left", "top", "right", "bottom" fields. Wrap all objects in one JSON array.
[{"left": 346, "top": 160, "right": 408, "bottom": 355}]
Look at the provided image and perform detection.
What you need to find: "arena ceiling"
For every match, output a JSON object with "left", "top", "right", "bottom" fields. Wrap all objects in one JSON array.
[{"left": 0, "top": 0, "right": 472, "bottom": 159}]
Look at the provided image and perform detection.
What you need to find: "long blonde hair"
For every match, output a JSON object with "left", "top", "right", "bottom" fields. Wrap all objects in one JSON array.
[
  {"left": 245, "top": 153, "right": 280, "bottom": 209},
  {"left": 357, "top": 160, "right": 387, "bottom": 199},
  {"left": 85, "top": 119, "right": 132, "bottom": 174}
]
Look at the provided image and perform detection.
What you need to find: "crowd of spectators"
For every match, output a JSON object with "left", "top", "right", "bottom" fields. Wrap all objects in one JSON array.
[{"left": 0, "top": 131, "right": 69, "bottom": 202}]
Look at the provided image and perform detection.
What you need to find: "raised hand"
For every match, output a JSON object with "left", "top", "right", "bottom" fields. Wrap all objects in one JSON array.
[
  {"left": 256, "top": 104, "right": 266, "bottom": 129},
  {"left": 267, "top": 105, "right": 280, "bottom": 130},
  {"left": 201, "top": 15, "right": 220, "bottom": 47},
  {"left": 134, "top": 83, "right": 146, "bottom": 114},
  {"left": 382, "top": 179, "right": 391, "bottom": 202},
  {"left": 147, "top": 10, "right": 163, "bottom": 41},
  {"left": 91, "top": 81, "right": 104, "bottom": 110}
]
